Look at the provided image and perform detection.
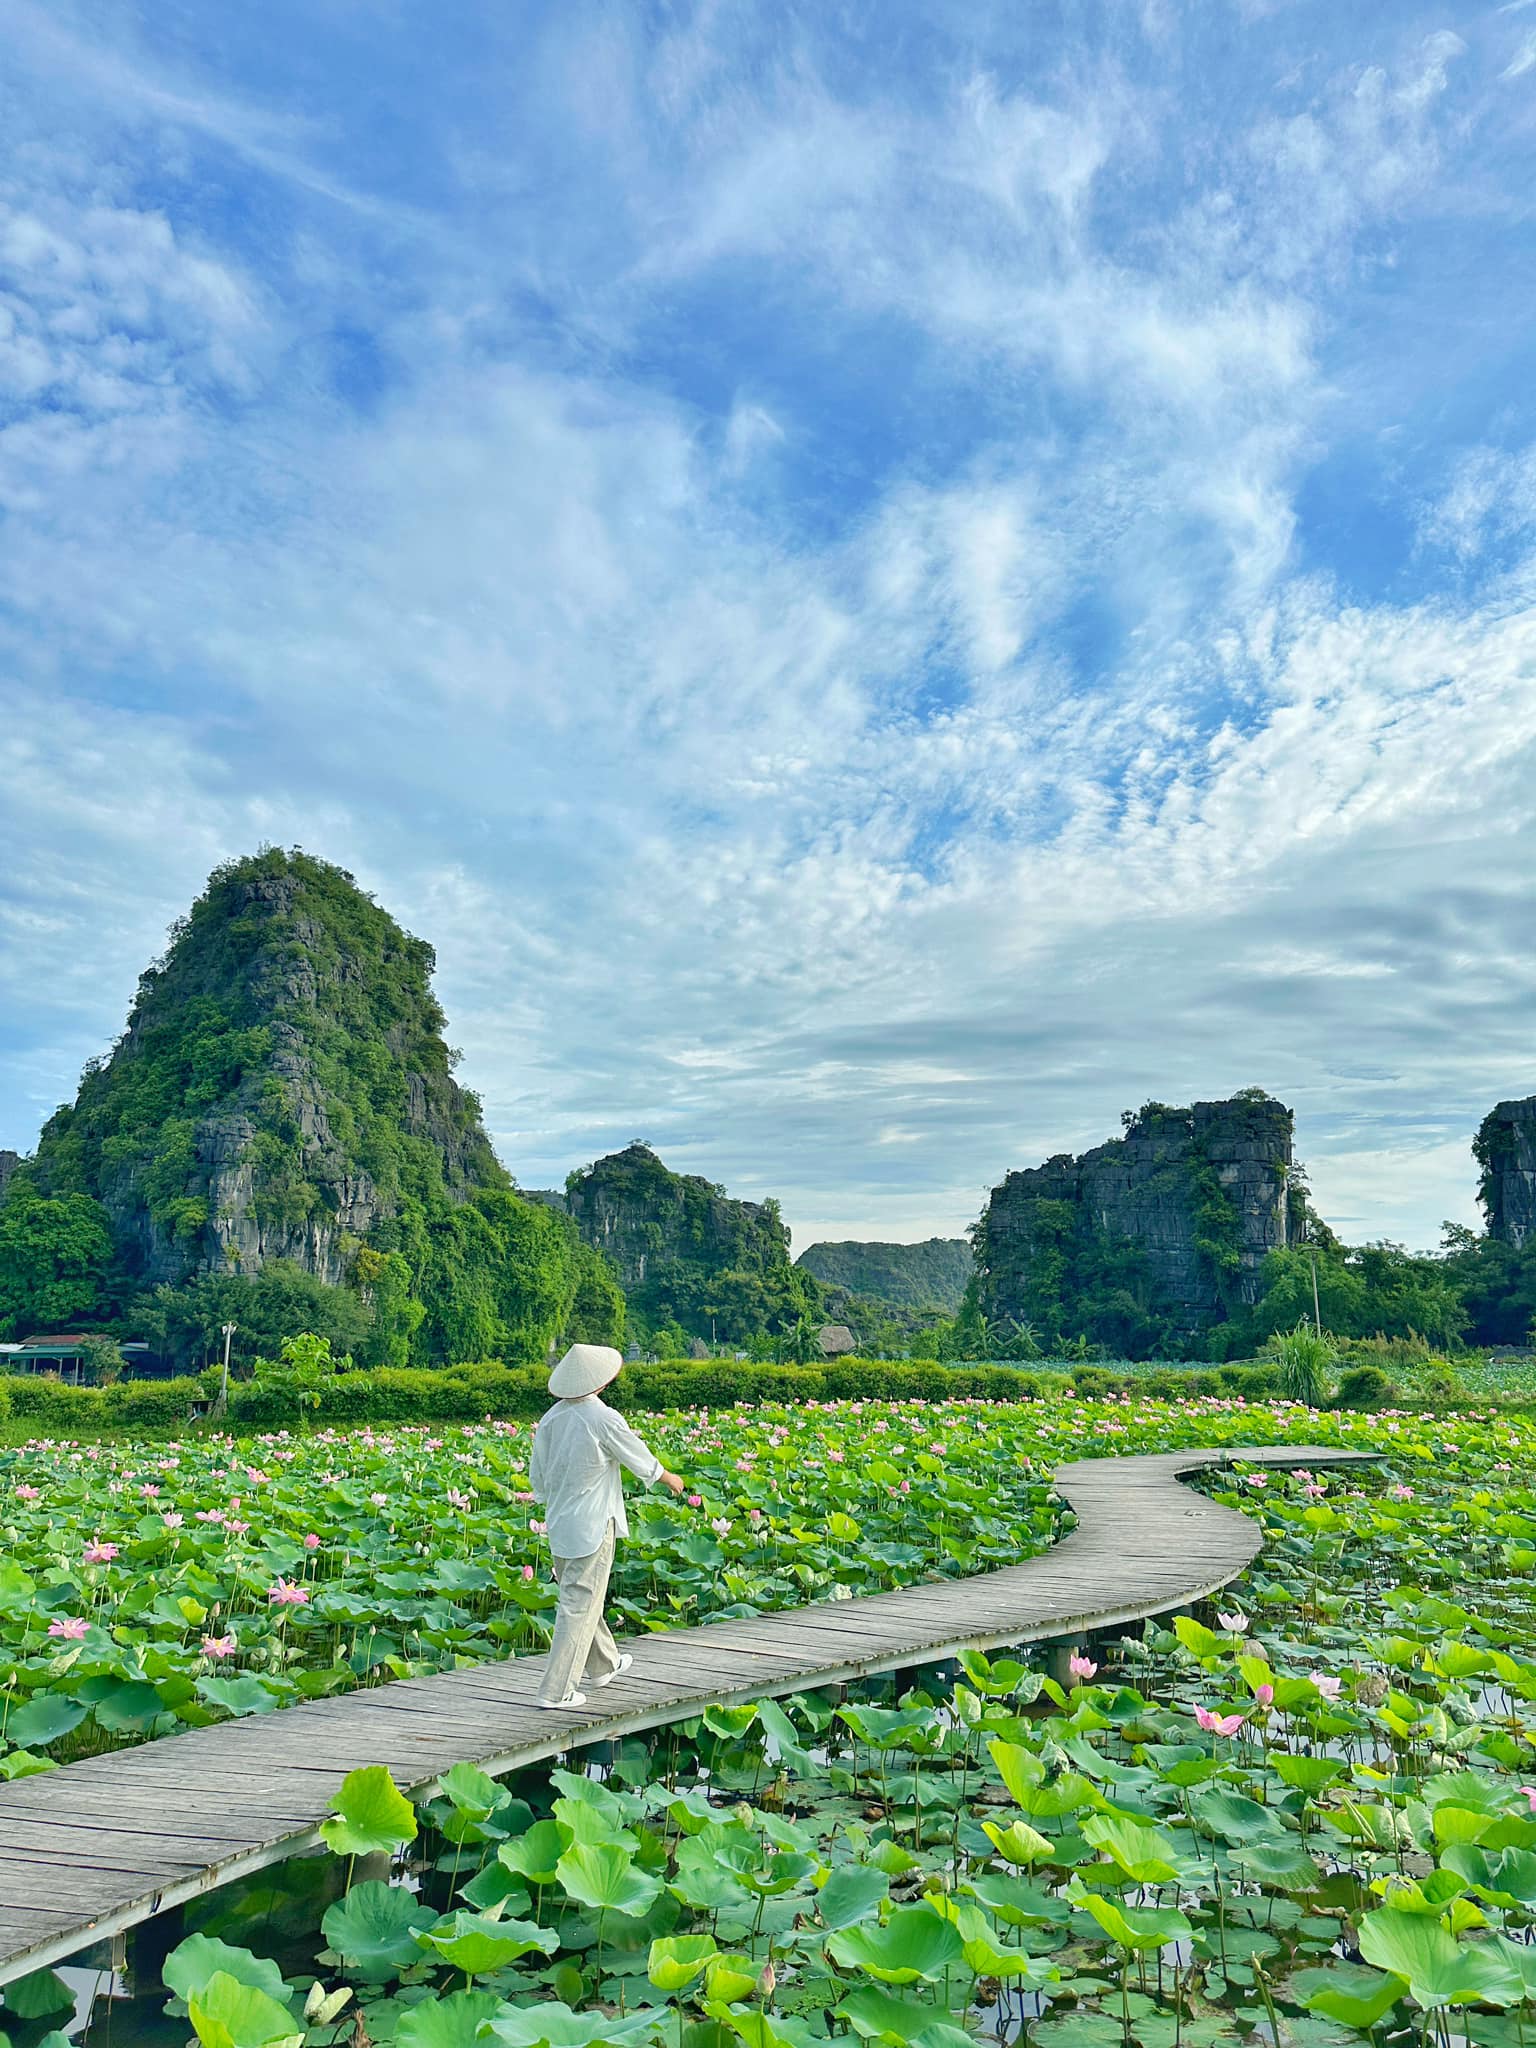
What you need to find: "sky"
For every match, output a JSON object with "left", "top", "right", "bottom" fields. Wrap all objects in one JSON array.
[{"left": 1, "top": 1, "right": 1534, "bottom": 1257}]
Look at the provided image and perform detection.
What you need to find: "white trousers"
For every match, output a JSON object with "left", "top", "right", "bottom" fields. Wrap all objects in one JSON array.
[{"left": 541, "top": 1520, "right": 622, "bottom": 1704}]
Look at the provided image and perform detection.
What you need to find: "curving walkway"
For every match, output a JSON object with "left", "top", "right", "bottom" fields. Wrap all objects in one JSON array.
[{"left": 0, "top": 1444, "right": 1369, "bottom": 1986}]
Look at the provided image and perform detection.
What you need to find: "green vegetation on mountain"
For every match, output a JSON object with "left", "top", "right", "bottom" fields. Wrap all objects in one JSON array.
[
  {"left": 795, "top": 1235, "right": 971, "bottom": 1310},
  {"left": 1, "top": 849, "right": 622, "bottom": 1365},
  {"left": 563, "top": 1141, "right": 815, "bottom": 1349}
]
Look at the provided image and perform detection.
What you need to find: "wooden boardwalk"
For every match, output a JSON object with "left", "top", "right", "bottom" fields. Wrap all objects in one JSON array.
[{"left": 0, "top": 1443, "right": 1366, "bottom": 1985}]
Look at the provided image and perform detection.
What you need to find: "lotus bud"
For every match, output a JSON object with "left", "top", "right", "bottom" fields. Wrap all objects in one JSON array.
[{"left": 756, "top": 1961, "right": 777, "bottom": 2000}]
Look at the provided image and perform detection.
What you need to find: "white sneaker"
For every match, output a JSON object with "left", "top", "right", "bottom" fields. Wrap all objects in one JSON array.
[
  {"left": 538, "top": 1691, "right": 587, "bottom": 1710},
  {"left": 594, "top": 1653, "right": 634, "bottom": 1688}
]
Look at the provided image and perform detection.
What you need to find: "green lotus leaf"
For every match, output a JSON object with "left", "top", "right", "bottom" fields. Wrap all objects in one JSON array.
[
  {"left": 648, "top": 1935, "right": 719, "bottom": 1991},
  {"left": 836, "top": 1987, "right": 970, "bottom": 2047},
  {"left": 816, "top": 1865, "right": 890, "bottom": 1930},
  {"left": 1, "top": 1970, "right": 75, "bottom": 2020},
  {"left": 964, "top": 1871, "right": 1072, "bottom": 1926},
  {"left": 557, "top": 1841, "right": 664, "bottom": 1917},
  {"left": 6, "top": 1694, "right": 88, "bottom": 1749},
  {"left": 827, "top": 1906, "right": 967, "bottom": 1985},
  {"left": 321, "top": 1880, "right": 436, "bottom": 1977},
  {"left": 393, "top": 1990, "right": 503, "bottom": 2048},
  {"left": 703, "top": 1956, "right": 759, "bottom": 2004},
  {"left": 1076, "top": 1891, "right": 1192, "bottom": 1953},
  {"left": 499, "top": 1818, "right": 566, "bottom": 1884},
  {"left": 1356, "top": 1906, "right": 1522, "bottom": 2009},
  {"left": 1441, "top": 1843, "right": 1536, "bottom": 1908},
  {"left": 981, "top": 1819, "right": 1054, "bottom": 1865},
  {"left": 1080, "top": 1813, "right": 1190, "bottom": 1884},
  {"left": 163, "top": 1933, "right": 292, "bottom": 2007},
  {"left": 196, "top": 1675, "right": 280, "bottom": 1719},
  {"left": 319, "top": 1764, "right": 418, "bottom": 1857},
  {"left": 415, "top": 1909, "right": 559, "bottom": 1976},
  {"left": 1291, "top": 1962, "right": 1407, "bottom": 2028},
  {"left": 187, "top": 1972, "right": 305, "bottom": 2048},
  {"left": 483, "top": 2003, "right": 667, "bottom": 2048},
  {"left": 438, "top": 1761, "right": 500, "bottom": 1813},
  {"left": 0, "top": 1562, "right": 38, "bottom": 1615}
]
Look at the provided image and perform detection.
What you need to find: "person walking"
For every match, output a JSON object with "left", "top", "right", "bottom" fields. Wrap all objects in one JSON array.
[{"left": 528, "top": 1342, "right": 686, "bottom": 1709}]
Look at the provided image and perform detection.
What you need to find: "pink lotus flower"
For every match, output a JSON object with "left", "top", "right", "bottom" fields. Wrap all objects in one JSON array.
[
  {"left": 16, "top": 1484, "right": 41, "bottom": 1501},
  {"left": 195, "top": 1509, "right": 226, "bottom": 1524},
  {"left": 521, "top": 1564, "right": 535, "bottom": 1582},
  {"left": 1194, "top": 1706, "right": 1247, "bottom": 1737},
  {"left": 226, "top": 1518, "right": 250, "bottom": 1536},
  {"left": 1254, "top": 1682, "right": 1275, "bottom": 1707},
  {"left": 203, "top": 1633, "right": 238, "bottom": 1657},
  {"left": 711, "top": 1516, "right": 731, "bottom": 1536},
  {"left": 1068, "top": 1653, "right": 1098, "bottom": 1682},
  {"left": 267, "top": 1579, "right": 310, "bottom": 1606},
  {"left": 369, "top": 1492, "right": 389, "bottom": 1507},
  {"left": 1519, "top": 1787, "right": 1536, "bottom": 1813},
  {"left": 162, "top": 1511, "right": 184, "bottom": 1529},
  {"left": 1390, "top": 1484, "right": 1414, "bottom": 1501},
  {"left": 687, "top": 1494, "right": 704, "bottom": 1508},
  {"left": 530, "top": 1519, "right": 546, "bottom": 1535},
  {"left": 48, "top": 1615, "right": 89, "bottom": 1640},
  {"left": 1310, "top": 1671, "right": 1343, "bottom": 1701},
  {"left": 303, "top": 1532, "right": 321, "bottom": 1549},
  {"left": 447, "top": 1489, "right": 473, "bottom": 1511},
  {"left": 82, "top": 1540, "right": 119, "bottom": 1564},
  {"left": 1216, "top": 1610, "right": 1248, "bottom": 1634},
  {"left": 139, "top": 1484, "right": 160, "bottom": 1498}
]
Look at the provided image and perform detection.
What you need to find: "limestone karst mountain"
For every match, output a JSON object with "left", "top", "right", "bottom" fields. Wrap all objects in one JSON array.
[
  {"left": 796, "top": 1237, "right": 972, "bottom": 1312},
  {"left": 13, "top": 848, "right": 620, "bottom": 1363},
  {"left": 974, "top": 1091, "right": 1308, "bottom": 1350},
  {"left": 561, "top": 1141, "right": 814, "bottom": 1346}
]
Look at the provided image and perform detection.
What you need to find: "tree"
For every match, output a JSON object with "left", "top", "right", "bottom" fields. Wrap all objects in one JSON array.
[{"left": 0, "top": 1185, "right": 117, "bottom": 1337}]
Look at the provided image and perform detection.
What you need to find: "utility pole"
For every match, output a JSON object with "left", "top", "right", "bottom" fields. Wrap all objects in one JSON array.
[
  {"left": 219, "top": 1322, "right": 237, "bottom": 1412},
  {"left": 1309, "top": 1250, "right": 1322, "bottom": 1338}
]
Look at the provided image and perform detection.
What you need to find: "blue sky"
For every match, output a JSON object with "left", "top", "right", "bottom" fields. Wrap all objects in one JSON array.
[{"left": 2, "top": 0, "right": 1535, "bottom": 1254}]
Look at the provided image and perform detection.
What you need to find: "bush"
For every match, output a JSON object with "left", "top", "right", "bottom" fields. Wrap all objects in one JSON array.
[
  {"left": 4, "top": 1373, "right": 102, "bottom": 1429},
  {"left": 1334, "top": 1363, "right": 1395, "bottom": 1411},
  {"left": 1264, "top": 1324, "right": 1336, "bottom": 1407},
  {"left": 102, "top": 1377, "right": 205, "bottom": 1427},
  {"left": 0, "top": 1375, "right": 9, "bottom": 1425}
]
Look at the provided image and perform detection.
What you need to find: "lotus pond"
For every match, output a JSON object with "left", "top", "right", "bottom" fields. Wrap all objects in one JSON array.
[
  {"left": 0, "top": 1396, "right": 1528, "bottom": 1773},
  {"left": 13, "top": 1429, "right": 1536, "bottom": 2048}
]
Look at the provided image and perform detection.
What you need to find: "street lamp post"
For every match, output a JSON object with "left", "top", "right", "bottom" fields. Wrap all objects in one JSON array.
[{"left": 219, "top": 1322, "right": 237, "bottom": 1411}]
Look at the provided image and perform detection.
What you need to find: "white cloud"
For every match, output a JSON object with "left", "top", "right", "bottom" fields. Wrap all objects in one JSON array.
[{"left": 0, "top": 1, "right": 1532, "bottom": 1258}]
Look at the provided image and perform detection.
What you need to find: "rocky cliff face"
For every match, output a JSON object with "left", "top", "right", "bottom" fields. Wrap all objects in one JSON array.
[
  {"left": 978, "top": 1093, "right": 1296, "bottom": 1334},
  {"left": 797, "top": 1237, "right": 973, "bottom": 1311},
  {"left": 0, "top": 1151, "right": 18, "bottom": 1204},
  {"left": 563, "top": 1142, "right": 810, "bottom": 1342},
  {"left": 1477, "top": 1097, "right": 1536, "bottom": 1248},
  {"left": 30, "top": 850, "right": 504, "bottom": 1288}
]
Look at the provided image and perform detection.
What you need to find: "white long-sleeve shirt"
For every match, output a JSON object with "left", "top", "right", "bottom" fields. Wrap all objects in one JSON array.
[{"left": 527, "top": 1394, "right": 665, "bottom": 1558}]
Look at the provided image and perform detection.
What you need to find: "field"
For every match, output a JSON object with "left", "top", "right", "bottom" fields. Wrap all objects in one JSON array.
[{"left": 6, "top": 1390, "right": 1536, "bottom": 2048}]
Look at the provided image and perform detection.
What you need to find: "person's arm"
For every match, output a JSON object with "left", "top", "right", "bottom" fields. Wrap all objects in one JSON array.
[
  {"left": 528, "top": 1417, "right": 548, "bottom": 1502},
  {"left": 603, "top": 1408, "right": 686, "bottom": 1495}
]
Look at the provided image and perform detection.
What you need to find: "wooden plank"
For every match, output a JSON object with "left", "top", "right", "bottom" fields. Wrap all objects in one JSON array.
[{"left": 0, "top": 1443, "right": 1374, "bottom": 1990}]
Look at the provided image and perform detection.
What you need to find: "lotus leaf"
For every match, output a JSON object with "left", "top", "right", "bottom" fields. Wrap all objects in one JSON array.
[{"left": 826, "top": 1907, "right": 967, "bottom": 1984}]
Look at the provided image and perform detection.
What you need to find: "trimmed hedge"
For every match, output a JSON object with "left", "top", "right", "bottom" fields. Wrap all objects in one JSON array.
[
  {"left": 3, "top": 1353, "right": 1305, "bottom": 1436},
  {"left": 2, "top": 1373, "right": 207, "bottom": 1432}
]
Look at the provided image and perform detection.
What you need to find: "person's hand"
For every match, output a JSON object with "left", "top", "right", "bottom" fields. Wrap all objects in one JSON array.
[{"left": 661, "top": 1470, "right": 686, "bottom": 1497}]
